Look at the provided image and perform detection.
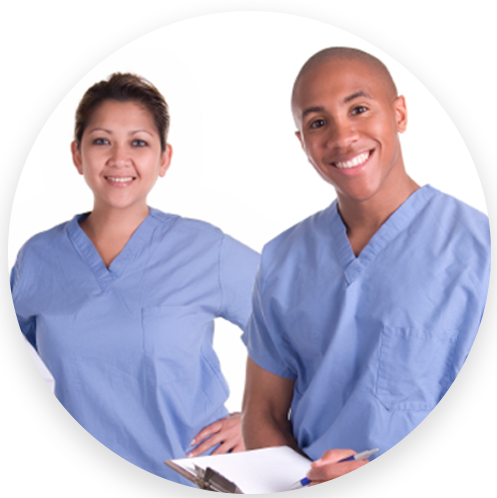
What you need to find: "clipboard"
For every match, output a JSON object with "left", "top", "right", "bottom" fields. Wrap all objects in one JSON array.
[
  {"left": 165, "top": 446, "right": 312, "bottom": 494},
  {"left": 165, "top": 460, "right": 243, "bottom": 493}
]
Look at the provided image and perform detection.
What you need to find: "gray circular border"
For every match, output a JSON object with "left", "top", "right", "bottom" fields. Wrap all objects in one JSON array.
[{"left": 10, "top": 5, "right": 484, "bottom": 496}]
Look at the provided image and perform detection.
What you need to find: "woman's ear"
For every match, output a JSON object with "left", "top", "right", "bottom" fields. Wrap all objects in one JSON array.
[
  {"left": 159, "top": 143, "right": 173, "bottom": 177},
  {"left": 71, "top": 141, "right": 84, "bottom": 175}
]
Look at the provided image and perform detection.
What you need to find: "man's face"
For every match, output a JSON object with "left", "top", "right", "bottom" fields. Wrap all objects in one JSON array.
[{"left": 293, "top": 58, "right": 407, "bottom": 204}]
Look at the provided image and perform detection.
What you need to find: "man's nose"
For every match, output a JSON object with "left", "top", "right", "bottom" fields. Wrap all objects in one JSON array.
[{"left": 325, "top": 119, "right": 359, "bottom": 149}]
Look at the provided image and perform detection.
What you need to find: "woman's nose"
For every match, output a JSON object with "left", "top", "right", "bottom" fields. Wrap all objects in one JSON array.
[{"left": 108, "top": 144, "right": 130, "bottom": 166}]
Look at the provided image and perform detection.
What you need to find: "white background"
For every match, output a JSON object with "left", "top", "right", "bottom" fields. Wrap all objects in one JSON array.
[{"left": 1, "top": 1, "right": 496, "bottom": 497}]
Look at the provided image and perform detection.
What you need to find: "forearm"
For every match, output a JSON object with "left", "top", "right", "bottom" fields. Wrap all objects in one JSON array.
[
  {"left": 242, "top": 403, "right": 299, "bottom": 452},
  {"left": 35, "top": 445, "right": 62, "bottom": 495},
  {"left": 242, "top": 357, "right": 303, "bottom": 455},
  {"left": 388, "top": 422, "right": 480, "bottom": 495}
]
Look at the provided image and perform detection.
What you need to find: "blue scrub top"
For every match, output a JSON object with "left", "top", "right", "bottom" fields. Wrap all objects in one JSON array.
[
  {"left": 243, "top": 185, "right": 490, "bottom": 460},
  {"left": 11, "top": 208, "right": 259, "bottom": 485}
]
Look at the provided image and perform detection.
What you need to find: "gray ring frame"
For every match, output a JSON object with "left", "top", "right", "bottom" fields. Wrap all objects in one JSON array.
[{"left": 11, "top": 5, "right": 484, "bottom": 496}]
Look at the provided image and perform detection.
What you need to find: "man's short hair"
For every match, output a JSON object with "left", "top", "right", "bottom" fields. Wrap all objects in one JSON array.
[{"left": 291, "top": 47, "right": 398, "bottom": 112}]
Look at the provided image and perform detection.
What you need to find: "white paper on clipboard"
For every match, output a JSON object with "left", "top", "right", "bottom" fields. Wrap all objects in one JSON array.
[{"left": 166, "top": 446, "right": 312, "bottom": 494}]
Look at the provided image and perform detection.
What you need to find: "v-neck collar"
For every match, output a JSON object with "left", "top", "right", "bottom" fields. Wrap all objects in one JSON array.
[
  {"left": 66, "top": 208, "right": 160, "bottom": 291},
  {"left": 327, "top": 185, "right": 436, "bottom": 286}
]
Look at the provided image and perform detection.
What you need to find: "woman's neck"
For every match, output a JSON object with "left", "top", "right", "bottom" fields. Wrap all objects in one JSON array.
[{"left": 79, "top": 203, "right": 150, "bottom": 267}]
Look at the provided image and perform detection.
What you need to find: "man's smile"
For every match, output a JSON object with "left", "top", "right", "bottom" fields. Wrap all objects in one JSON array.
[{"left": 332, "top": 150, "right": 371, "bottom": 169}]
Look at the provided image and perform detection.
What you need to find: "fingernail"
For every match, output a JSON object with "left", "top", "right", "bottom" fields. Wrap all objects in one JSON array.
[
  {"left": 190, "top": 439, "right": 196, "bottom": 446},
  {"left": 187, "top": 452, "right": 193, "bottom": 458}
]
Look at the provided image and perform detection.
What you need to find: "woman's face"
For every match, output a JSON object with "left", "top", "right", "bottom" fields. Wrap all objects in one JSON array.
[{"left": 71, "top": 99, "right": 172, "bottom": 213}]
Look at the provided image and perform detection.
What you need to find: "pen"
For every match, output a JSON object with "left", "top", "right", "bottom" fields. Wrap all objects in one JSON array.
[{"left": 290, "top": 449, "right": 379, "bottom": 490}]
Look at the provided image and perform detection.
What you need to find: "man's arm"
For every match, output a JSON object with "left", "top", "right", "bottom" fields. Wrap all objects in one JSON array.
[
  {"left": 35, "top": 445, "right": 62, "bottom": 495},
  {"left": 388, "top": 422, "right": 480, "bottom": 495},
  {"left": 242, "top": 358, "right": 370, "bottom": 484},
  {"left": 242, "top": 357, "right": 301, "bottom": 453}
]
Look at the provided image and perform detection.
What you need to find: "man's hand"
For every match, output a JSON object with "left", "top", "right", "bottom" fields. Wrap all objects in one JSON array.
[
  {"left": 186, "top": 412, "right": 245, "bottom": 457},
  {"left": 306, "top": 449, "right": 370, "bottom": 485}
]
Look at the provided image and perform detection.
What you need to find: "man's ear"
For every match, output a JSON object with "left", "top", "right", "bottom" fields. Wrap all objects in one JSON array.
[
  {"left": 295, "top": 130, "right": 305, "bottom": 150},
  {"left": 159, "top": 143, "right": 173, "bottom": 177},
  {"left": 394, "top": 95, "right": 408, "bottom": 133},
  {"left": 71, "top": 141, "right": 84, "bottom": 175}
]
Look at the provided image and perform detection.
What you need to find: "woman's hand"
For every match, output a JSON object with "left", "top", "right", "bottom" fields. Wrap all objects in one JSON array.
[
  {"left": 305, "top": 449, "right": 369, "bottom": 486},
  {"left": 186, "top": 412, "right": 245, "bottom": 458}
]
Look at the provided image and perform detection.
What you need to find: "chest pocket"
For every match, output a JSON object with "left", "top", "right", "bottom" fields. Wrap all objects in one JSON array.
[{"left": 374, "top": 326, "right": 457, "bottom": 411}]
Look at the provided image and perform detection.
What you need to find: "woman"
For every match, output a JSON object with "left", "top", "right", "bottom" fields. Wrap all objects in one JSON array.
[{"left": 10, "top": 73, "right": 259, "bottom": 486}]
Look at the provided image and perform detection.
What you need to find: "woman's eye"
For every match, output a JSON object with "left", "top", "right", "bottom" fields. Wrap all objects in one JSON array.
[
  {"left": 351, "top": 106, "right": 368, "bottom": 115},
  {"left": 309, "top": 119, "right": 326, "bottom": 129},
  {"left": 93, "top": 138, "right": 109, "bottom": 145},
  {"left": 132, "top": 139, "right": 148, "bottom": 147}
]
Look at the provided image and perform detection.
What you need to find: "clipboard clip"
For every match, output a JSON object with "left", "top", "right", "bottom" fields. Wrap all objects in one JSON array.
[{"left": 193, "top": 464, "right": 244, "bottom": 493}]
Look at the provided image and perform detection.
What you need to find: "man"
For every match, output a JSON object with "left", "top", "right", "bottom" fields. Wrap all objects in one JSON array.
[{"left": 241, "top": 47, "right": 490, "bottom": 485}]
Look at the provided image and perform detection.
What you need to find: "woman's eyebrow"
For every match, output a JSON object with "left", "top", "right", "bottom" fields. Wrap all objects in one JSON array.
[
  {"left": 87, "top": 127, "right": 112, "bottom": 134},
  {"left": 130, "top": 129, "right": 154, "bottom": 136}
]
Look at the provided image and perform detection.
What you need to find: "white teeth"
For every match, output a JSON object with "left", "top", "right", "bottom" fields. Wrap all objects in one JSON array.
[
  {"left": 107, "top": 176, "right": 134, "bottom": 182},
  {"left": 334, "top": 152, "right": 370, "bottom": 169}
]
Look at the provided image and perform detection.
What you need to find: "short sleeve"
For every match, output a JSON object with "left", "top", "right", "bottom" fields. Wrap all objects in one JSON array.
[
  {"left": 218, "top": 234, "right": 259, "bottom": 329},
  {"left": 241, "top": 256, "right": 297, "bottom": 380},
  {"left": 10, "top": 249, "right": 37, "bottom": 350}
]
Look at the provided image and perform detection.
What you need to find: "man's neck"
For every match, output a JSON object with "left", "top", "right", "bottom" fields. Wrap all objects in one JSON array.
[{"left": 337, "top": 175, "right": 419, "bottom": 257}]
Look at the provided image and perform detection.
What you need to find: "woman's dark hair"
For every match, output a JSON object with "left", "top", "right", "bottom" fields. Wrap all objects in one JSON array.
[{"left": 74, "top": 72, "right": 170, "bottom": 151}]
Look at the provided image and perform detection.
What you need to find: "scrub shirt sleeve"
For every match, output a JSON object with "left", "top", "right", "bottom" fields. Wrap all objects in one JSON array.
[
  {"left": 241, "top": 260, "right": 297, "bottom": 381},
  {"left": 10, "top": 250, "right": 37, "bottom": 350},
  {"left": 217, "top": 234, "right": 260, "bottom": 329}
]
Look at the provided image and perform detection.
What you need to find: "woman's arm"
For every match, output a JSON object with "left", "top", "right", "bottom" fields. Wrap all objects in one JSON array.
[
  {"left": 388, "top": 422, "right": 480, "bottom": 495},
  {"left": 35, "top": 445, "right": 62, "bottom": 495},
  {"left": 186, "top": 412, "right": 245, "bottom": 457},
  {"left": 187, "top": 356, "right": 297, "bottom": 458}
]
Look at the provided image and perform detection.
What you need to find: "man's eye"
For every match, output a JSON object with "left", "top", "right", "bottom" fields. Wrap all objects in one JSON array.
[
  {"left": 310, "top": 119, "right": 326, "bottom": 129},
  {"left": 351, "top": 106, "right": 368, "bottom": 115},
  {"left": 132, "top": 139, "right": 147, "bottom": 147},
  {"left": 93, "top": 138, "right": 109, "bottom": 145}
]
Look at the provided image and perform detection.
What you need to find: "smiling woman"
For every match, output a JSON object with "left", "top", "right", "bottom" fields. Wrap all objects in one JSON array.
[
  {"left": 71, "top": 98, "right": 172, "bottom": 266},
  {"left": 10, "top": 72, "right": 259, "bottom": 486}
]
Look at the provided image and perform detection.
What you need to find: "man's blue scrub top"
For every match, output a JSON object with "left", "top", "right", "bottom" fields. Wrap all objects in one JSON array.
[
  {"left": 243, "top": 185, "right": 490, "bottom": 460},
  {"left": 11, "top": 208, "right": 259, "bottom": 485}
]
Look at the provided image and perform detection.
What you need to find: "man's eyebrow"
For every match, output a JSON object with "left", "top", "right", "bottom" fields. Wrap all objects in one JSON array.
[
  {"left": 301, "top": 106, "right": 325, "bottom": 120},
  {"left": 301, "top": 91, "right": 373, "bottom": 120},
  {"left": 343, "top": 91, "right": 372, "bottom": 103}
]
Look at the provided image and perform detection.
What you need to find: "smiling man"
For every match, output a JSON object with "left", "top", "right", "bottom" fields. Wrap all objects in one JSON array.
[{"left": 241, "top": 47, "right": 490, "bottom": 485}]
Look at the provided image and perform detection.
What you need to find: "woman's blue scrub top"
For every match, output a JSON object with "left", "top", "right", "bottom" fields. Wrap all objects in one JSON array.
[
  {"left": 243, "top": 185, "right": 490, "bottom": 461},
  {"left": 11, "top": 208, "right": 259, "bottom": 485}
]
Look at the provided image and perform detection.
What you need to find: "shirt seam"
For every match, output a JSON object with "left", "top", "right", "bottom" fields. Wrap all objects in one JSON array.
[{"left": 216, "top": 234, "right": 226, "bottom": 317}]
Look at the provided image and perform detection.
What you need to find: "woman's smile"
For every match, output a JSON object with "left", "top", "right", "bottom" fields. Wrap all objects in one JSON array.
[{"left": 72, "top": 100, "right": 171, "bottom": 213}]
